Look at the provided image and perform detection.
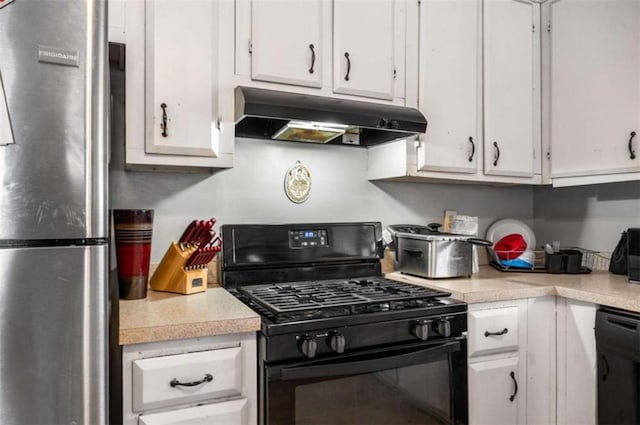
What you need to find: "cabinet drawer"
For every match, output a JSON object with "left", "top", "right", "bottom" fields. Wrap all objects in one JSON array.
[
  {"left": 468, "top": 307, "right": 519, "bottom": 358},
  {"left": 138, "top": 397, "right": 248, "bottom": 425},
  {"left": 132, "top": 347, "right": 242, "bottom": 412}
]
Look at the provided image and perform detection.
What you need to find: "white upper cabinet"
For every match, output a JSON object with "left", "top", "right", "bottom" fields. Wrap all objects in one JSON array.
[
  {"left": 546, "top": 0, "right": 640, "bottom": 181},
  {"left": 484, "top": 0, "right": 540, "bottom": 178},
  {"left": 368, "top": 0, "right": 543, "bottom": 185},
  {"left": 235, "top": 0, "right": 406, "bottom": 104},
  {"left": 333, "top": 0, "right": 395, "bottom": 100},
  {"left": 250, "top": 0, "right": 323, "bottom": 88},
  {"left": 417, "top": 0, "right": 481, "bottom": 174},
  {"left": 144, "top": 0, "right": 232, "bottom": 163}
]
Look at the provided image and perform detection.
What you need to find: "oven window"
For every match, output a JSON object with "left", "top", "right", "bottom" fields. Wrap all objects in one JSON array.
[{"left": 266, "top": 349, "right": 466, "bottom": 425}]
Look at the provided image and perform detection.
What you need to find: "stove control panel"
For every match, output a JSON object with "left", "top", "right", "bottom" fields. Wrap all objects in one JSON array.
[
  {"left": 263, "top": 310, "right": 467, "bottom": 363},
  {"left": 289, "top": 229, "right": 328, "bottom": 248}
]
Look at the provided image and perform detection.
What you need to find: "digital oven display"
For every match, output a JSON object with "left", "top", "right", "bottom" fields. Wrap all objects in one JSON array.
[{"left": 289, "top": 229, "right": 328, "bottom": 248}]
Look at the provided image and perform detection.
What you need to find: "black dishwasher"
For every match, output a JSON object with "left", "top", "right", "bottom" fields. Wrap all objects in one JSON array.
[{"left": 596, "top": 307, "right": 640, "bottom": 425}]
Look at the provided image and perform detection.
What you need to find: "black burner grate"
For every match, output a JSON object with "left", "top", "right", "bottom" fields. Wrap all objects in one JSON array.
[{"left": 237, "top": 277, "right": 450, "bottom": 322}]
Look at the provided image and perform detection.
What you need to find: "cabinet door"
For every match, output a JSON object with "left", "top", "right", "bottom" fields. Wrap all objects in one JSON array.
[
  {"left": 145, "top": 0, "right": 220, "bottom": 157},
  {"left": 469, "top": 357, "right": 524, "bottom": 425},
  {"left": 251, "top": 0, "right": 322, "bottom": 88},
  {"left": 138, "top": 398, "right": 248, "bottom": 425},
  {"left": 333, "top": 0, "right": 395, "bottom": 100},
  {"left": 556, "top": 298, "right": 596, "bottom": 425},
  {"left": 547, "top": 0, "right": 640, "bottom": 178},
  {"left": 417, "top": 0, "right": 481, "bottom": 174},
  {"left": 484, "top": 0, "right": 540, "bottom": 178},
  {"left": 0, "top": 76, "right": 13, "bottom": 146}
]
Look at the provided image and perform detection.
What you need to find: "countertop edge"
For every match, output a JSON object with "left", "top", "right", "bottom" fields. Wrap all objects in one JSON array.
[
  {"left": 386, "top": 270, "right": 640, "bottom": 313},
  {"left": 461, "top": 286, "right": 557, "bottom": 304},
  {"left": 119, "top": 316, "right": 261, "bottom": 346},
  {"left": 554, "top": 286, "right": 640, "bottom": 313},
  {"left": 387, "top": 272, "right": 557, "bottom": 303}
]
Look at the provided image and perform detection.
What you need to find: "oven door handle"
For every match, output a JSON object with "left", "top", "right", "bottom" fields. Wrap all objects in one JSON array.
[{"left": 274, "top": 340, "right": 461, "bottom": 381}]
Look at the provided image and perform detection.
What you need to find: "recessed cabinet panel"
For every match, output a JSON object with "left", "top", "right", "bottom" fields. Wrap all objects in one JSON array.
[
  {"left": 132, "top": 347, "right": 242, "bottom": 412},
  {"left": 145, "top": 0, "right": 219, "bottom": 157},
  {"left": 484, "top": 0, "right": 539, "bottom": 178},
  {"left": 548, "top": 0, "right": 640, "bottom": 178},
  {"left": 468, "top": 307, "right": 520, "bottom": 358},
  {"left": 251, "top": 0, "right": 323, "bottom": 88},
  {"left": 418, "top": 0, "right": 480, "bottom": 174},
  {"left": 469, "top": 357, "right": 523, "bottom": 425},
  {"left": 333, "top": 0, "right": 395, "bottom": 100},
  {"left": 138, "top": 398, "right": 248, "bottom": 425}
]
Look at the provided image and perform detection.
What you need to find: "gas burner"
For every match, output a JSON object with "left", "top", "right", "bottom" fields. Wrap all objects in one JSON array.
[
  {"left": 237, "top": 277, "right": 450, "bottom": 323},
  {"left": 350, "top": 278, "right": 375, "bottom": 286}
]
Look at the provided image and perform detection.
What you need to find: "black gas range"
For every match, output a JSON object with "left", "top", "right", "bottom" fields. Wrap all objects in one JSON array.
[{"left": 221, "top": 222, "right": 468, "bottom": 425}]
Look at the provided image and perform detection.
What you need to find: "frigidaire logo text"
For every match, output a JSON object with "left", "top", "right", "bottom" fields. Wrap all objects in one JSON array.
[
  {"left": 0, "top": 0, "right": 16, "bottom": 10},
  {"left": 40, "top": 50, "right": 78, "bottom": 62},
  {"left": 37, "top": 45, "right": 80, "bottom": 68}
]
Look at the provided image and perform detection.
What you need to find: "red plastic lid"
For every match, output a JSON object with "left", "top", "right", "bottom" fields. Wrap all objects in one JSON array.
[{"left": 494, "top": 233, "right": 527, "bottom": 260}]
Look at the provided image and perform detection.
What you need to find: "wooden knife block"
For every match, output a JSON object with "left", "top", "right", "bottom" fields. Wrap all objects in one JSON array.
[{"left": 150, "top": 242, "right": 208, "bottom": 295}]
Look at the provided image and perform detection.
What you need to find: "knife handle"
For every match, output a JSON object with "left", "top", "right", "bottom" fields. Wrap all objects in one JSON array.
[{"left": 178, "top": 220, "right": 197, "bottom": 243}]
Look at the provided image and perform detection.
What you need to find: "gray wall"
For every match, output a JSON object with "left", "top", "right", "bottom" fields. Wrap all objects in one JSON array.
[
  {"left": 111, "top": 137, "right": 534, "bottom": 262},
  {"left": 110, "top": 64, "right": 639, "bottom": 264},
  {"left": 109, "top": 67, "right": 533, "bottom": 262},
  {"left": 533, "top": 182, "right": 640, "bottom": 252}
]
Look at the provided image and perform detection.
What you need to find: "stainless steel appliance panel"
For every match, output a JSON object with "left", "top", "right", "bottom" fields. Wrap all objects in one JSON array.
[
  {"left": 0, "top": 0, "right": 108, "bottom": 240},
  {"left": 0, "top": 245, "right": 107, "bottom": 424},
  {"left": 396, "top": 237, "right": 472, "bottom": 279}
]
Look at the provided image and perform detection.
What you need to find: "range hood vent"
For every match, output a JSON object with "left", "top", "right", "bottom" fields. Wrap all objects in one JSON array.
[{"left": 234, "top": 86, "right": 427, "bottom": 146}]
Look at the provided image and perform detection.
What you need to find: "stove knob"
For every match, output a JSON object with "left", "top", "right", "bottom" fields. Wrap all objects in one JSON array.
[
  {"left": 435, "top": 319, "right": 452, "bottom": 337},
  {"left": 328, "top": 332, "right": 346, "bottom": 353},
  {"left": 298, "top": 335, "right": 317, "bottom": 358},
  {"left": 410, "top": 320, "right": 431, "bottom": 341}
]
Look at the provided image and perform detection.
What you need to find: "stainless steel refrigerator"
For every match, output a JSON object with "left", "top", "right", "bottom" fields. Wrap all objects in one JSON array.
[{"left": 0, "top": 0, "right": 108, "bottom": 423}]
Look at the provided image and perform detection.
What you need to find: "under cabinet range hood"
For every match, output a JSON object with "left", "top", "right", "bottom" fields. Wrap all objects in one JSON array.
[{"left": 234, "top": 86, "right": 427, "bottom": 146}]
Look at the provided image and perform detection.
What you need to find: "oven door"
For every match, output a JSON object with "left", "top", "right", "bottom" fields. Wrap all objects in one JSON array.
[{"left": 262, "top": 338, "right": 467, "bottom": 425}]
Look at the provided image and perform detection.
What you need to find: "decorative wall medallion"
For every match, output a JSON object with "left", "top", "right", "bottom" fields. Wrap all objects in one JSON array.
[{"left": 284, "top": 161, "right": 312, "bottom": 203}]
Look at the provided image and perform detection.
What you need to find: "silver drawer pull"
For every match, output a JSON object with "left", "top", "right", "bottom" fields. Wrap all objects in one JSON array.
[
  {"left": 484, "top": 328, "right": 508, "bottom": 337},
  {"left": 170, "top": 373, "right": 213, "bottom": 388}
]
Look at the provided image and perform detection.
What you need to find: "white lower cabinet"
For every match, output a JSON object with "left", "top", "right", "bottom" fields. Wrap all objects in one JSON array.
[
  {"left": 139, "top": 398, "right": 248, "bottom": 425},
  {"left": 469, "top": 357, "right": 523, "bottom": 425},
  {"left": 556, "top": 298, "right": 597, "bottom": 425},
  {"left": 467, "top": 297, "right": 555, "bottom": 425},
  {"left": 122, "top": 333, "right": 256, "bottom": 425}
]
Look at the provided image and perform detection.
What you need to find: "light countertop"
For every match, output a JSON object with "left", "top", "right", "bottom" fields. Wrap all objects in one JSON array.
[
  {"left": 387, "top": 266, "right": 640, "bottom": 312},
  {"left": 119, "top": 287, "right": 260, "bottom": 346},
  {"left": 120, "top": 267, "right": 639, "bottom": 346}
]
